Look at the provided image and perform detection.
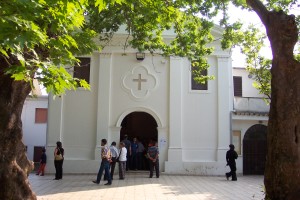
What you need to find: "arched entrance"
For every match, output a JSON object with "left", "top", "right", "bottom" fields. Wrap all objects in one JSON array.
[
  {"left": 243, "top": 124, "right": 267, "bottom": 175},
  {"left": 120, "top": 111, "right": 158, "bottom": 170}
]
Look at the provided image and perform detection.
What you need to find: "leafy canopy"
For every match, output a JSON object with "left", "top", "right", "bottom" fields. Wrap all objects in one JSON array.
[
  {"left": 0, "top": 0, "right": 299, "bottom": 95},
  {"left": 1, "top": 0, "right": 98, "bottom": 94}
]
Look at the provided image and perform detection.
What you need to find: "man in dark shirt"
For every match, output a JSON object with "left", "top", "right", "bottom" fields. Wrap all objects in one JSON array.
[
  {"left": 226, "top": 144, "right": 238, "bottom": 181},
  {"left": 130, "top": 137, "right": 138, "bottom": 170}
]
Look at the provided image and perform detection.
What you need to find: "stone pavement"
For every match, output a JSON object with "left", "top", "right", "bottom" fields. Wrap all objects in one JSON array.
[{"left": 29, "top": 172, "right": 265, "bottom": 200}]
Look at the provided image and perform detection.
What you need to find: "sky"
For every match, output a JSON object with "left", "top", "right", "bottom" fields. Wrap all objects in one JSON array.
[
  {"left": 228, "top": 6, "right": 270, "bottom": 67},
  {"left": 229, "top": 4, "right": 300, "bottom": 67}
]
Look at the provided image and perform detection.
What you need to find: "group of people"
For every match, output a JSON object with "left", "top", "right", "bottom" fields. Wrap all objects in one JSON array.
[
  {"left": 36, "top": 141, "right": 64, "bottom": 180},
  {"left": 35, "top": 139, "right": 238, "bottom": 183},
  {"left": 92, "top": 136, "right": 160, "bottom": 185},
  {"left": 122, "top": 135, "right": 155, "bottom": 171}
]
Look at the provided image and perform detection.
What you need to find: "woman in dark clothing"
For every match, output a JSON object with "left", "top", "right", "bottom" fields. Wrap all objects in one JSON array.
[{"left": 54, "top": 141, "right": 64, "bottom": 180}]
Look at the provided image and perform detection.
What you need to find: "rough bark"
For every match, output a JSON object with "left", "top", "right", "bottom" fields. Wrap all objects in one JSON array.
[
  {"left": 247, "top": 0, "right": 300, "bottom": 199},
  {"left": 0, "top": 55, "right": 37, "bottom": 200}
]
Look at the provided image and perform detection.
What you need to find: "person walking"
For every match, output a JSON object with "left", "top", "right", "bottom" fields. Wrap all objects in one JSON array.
[
  {"left": 226, "top": 144, "right": 238, "bottom": 181},
  {"left": 36, "top": 148, "right": 47, "bottom": 176},
  {"left": 109, "top": 141, "right": 119, "bottom": 180},
  {"left": 147, "top": 141, "right": 159, "bottom": 178},
  {"left": 54, "top": 141, "right": 64, "bottom": 180},
  {"left": 118, "top": 142, "right": 127, "bottom": 180},
  {"left": 93, "top": 139, "right": 112, "bottom": 185}
]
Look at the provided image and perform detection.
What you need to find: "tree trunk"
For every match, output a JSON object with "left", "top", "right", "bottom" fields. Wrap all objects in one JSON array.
[
  {"left": 246, "top": 1, "right": 300, "bottom": 199},
  {"left": 264, "top": 12, "right": 300, "bottom": 199},
  {"left": 0, "top": 56, "right": 37, "bottom": 199}
]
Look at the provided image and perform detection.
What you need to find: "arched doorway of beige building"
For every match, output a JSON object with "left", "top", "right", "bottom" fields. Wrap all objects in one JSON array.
[
  {"left": 117, "top": 110, "right": 160, "bottom": 171},
  {"left": 243, "top": 124, "right": 267, "bottom": 175}
]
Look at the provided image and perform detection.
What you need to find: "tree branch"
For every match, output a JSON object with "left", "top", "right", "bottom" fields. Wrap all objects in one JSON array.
[{"left": 246, "top": 0, "right": 269, "bottom": 25}]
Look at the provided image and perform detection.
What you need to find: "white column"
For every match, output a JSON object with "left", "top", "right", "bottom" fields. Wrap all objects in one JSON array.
[
  {"left": 217, "top": 56, "right": 232, "bottom": 161},
  {"left": 47, "top": 94, "right": 64, "bottom": 148},
  {"left": 95, "top": 53, "right": 112, "bottom": 159},
  {"left": 167, "top": 56, "right": 183, "bottom": 161},
  {"left": 46, "top": 94, "right": 64, "bottom": 172}
]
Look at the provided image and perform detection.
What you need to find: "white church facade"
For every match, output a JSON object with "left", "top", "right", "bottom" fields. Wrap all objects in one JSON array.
[{"left": 45, "top": 27, "right": 269, "bottom": 175}]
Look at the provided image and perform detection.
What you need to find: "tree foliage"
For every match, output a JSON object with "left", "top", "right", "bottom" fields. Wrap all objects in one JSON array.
[
  {"left": 1, "top": 0, "right": 299, "bottom": 95},
  {"left": 233, "top": 25, "right": 272, "bottom": 102},
  {"left": 1, "top": 0, "right": 100, "bottom": 95}
]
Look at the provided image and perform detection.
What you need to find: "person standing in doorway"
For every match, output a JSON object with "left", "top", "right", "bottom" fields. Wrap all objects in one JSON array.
[
  {"left": 131, "top": 137, "right": 138, "bottom": 170},
  {"left": 136, "top": 138, "right": 145, "bottom": 170},
  {"left": 36, "top": 148, "right": 47, "bottom": 176},
  {"left": 147, "top": 141, "right": 159, "bottom": 178},
  {"left": 93, "top": 139, "right": 112, "bottom": 185},
  {"left": 118, "top": 142, "right": 127, "bottom": 180},
  {"left": 122, "top": 135, "right": 131, "bottom": 171},
  {"left": 226, "top": 144, "right": 238, "bottom": 181},
  {"left": 54, "top": 141, "right": 64, "bottom": 180}
]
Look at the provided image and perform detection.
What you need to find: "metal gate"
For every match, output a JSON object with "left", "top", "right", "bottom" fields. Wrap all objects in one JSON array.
[{"left": 243, "top": 124, "right": 267, "bottom": 175}]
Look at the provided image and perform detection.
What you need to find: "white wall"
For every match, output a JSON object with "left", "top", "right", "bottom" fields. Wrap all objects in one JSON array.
[
  {"left": 233, "top": 67, "right": 265, "bottom": 98},
  {"left": 181, "top": 58, "right": 218, "bottom": 161},
  {"left": 22, "top": 96, "right": 48, "bottom": 161},
  {"left": 48, "top": 53, "right": 100, "bottom": 160}
]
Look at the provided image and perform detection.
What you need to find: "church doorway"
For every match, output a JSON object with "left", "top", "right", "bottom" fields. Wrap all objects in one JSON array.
[
  {"left": 120, "top": 112, "right": 158, "bottom": 170},
  {"left": 243, "top": 124, "right": 267, "bottom": 175}
]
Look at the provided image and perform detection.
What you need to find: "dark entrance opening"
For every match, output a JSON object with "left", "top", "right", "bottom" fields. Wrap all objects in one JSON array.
[
  {"left": 243, "top": 124, "right": 267, "bottom": 175},
  {"left": 120, "top": 112, "right": 158, "bottom": 170}
]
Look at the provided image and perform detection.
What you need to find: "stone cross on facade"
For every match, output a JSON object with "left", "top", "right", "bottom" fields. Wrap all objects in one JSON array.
[{"left": 133, "top": 74, "right": 147, "bottom": 90}]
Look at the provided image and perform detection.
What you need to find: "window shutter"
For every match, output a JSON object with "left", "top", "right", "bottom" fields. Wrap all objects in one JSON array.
[
  {"left": 35, "top": 108, "right": 48, "bottom": 123},
  {"left": 233, "top": 76, "right": 243, "bottom": 96}
]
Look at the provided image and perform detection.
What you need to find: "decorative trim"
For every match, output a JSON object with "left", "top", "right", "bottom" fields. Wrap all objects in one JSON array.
[{"left": 121, "top": 65, "right": 158, "bottom": 101}]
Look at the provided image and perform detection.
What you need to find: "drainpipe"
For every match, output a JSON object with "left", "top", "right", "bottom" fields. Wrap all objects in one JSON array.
[{"left": 230, "top": 111, "right": 233, "bottom": 144}]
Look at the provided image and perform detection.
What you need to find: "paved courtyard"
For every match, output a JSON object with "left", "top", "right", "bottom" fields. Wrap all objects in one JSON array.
[{"left": 29, "top": 172, "right": 265, "bottom": 200}]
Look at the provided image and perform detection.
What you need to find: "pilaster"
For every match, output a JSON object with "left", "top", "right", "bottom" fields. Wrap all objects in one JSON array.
[
  {"left": 168, "top": 56, "right": 183, "bottom": 161},
  {"left": 47, "top": 94, "right": 64, "bottom": 147},
  {"left": 95, "top": 53, "right": 112, "bottom": 158},
  {"left": 217, "top": 56, "right": 232, "bottom": 161}
]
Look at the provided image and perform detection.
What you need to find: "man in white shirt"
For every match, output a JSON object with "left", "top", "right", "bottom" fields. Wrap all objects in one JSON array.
[{"left": 118, "top": 142, "right": 127, "bottom": 180}]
